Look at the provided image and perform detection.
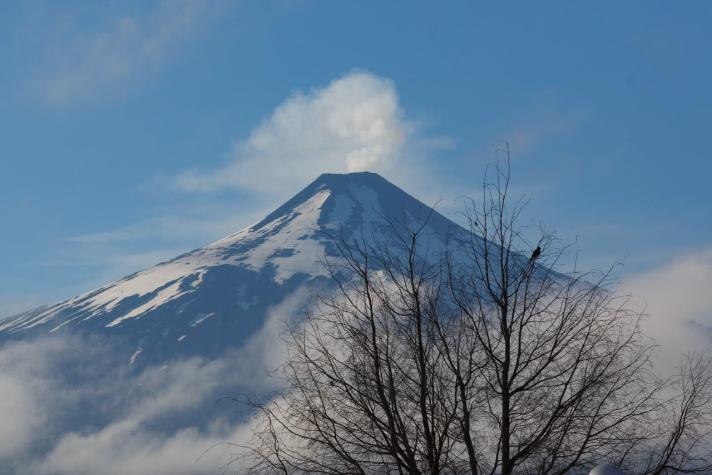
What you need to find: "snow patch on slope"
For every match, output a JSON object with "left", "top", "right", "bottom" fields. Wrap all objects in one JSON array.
[
  {"left": 0, "top": 172, "right": 456, "bottom": 339},
  {"left": 1, "top": 190, "right": 335, "bottom": 333},
  {"left": 211, "top": 188, "right": 332, "bottom": 283}
]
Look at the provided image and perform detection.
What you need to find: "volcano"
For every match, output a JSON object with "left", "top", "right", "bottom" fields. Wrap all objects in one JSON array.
[{"left": 0, "top": 172, "right": 460, "bottom": 366}]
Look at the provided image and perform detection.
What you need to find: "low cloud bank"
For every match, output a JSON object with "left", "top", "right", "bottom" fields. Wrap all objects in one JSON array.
[
  {"left": 0, "top": 293, "right": 302, "bottom": 475},
  {"left": 1, "top": 253, "right": 710, "bottom": 474},
  {"left": 0, "top": 334, "right": 258, "bottom": 475},
  {"left": 623, "top": 247, "right": 712, "bottom": 372}
]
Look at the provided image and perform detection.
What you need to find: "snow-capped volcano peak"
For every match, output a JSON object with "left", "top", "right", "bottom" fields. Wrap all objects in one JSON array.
[
  {"left": 218, "top": 171, "right": 442, "bottom": 241},
  {"left": 202, "top": 171, "right": 453, "bottom": 281},
  {"left": 0, "top": 172, "right": 456, "bottom": 365}
]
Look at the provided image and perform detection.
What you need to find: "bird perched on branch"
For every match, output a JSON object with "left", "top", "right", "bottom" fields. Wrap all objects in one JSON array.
[{"left": 529, "top": 245, "right": 541, "bottom": 263}]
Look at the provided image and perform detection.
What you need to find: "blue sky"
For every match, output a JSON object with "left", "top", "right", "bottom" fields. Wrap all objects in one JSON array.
[{"left": 1, "top": 1, "right": 711, "bottom": 317}]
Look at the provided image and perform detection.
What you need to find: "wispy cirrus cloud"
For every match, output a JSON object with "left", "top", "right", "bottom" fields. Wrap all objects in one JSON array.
[
  {"left": 503, "top": 115, "right": 579, "bottom": 157},
  {"left": 0, "top": 293, "right": 49, "bottom": 321},
  {"left": 30, "top": 0, "right": 226, "bottom": 105}
]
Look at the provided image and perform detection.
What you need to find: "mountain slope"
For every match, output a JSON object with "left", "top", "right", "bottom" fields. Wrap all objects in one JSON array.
[{"left": 0, "top": 172, "right": 461, "bottom": 366}]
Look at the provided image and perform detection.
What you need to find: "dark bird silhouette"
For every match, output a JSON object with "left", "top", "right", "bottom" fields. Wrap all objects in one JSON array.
[{"left": 529, "top": 246, "right": 541, "bottom": 263}]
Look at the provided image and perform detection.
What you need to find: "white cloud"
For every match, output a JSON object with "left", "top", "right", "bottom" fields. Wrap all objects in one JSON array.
[
  {"left": 32, "top": 0, "right": 224, "bottom": 105},
  {"left": 31, "top": 356, "right": 241, "bottom": 475},
  {"left": 0, "top": 337, "right": 76, "bottom": 460},
  {"left": 0, "top": 291, "right": 301, "bottom": 474},
  {"left": 625, "top": 248, "right": 712, "bottom": 325},
  {"left": 623, "top": 248, "right": 712, "bottom": 370},
  {"left": 174, "top": 71, "right": 423, "bottom": 196},
  {"left": 27, "top": 294, "right": 307, "bottom": 475},
  {"left": 0, "top": 367, "right": 49, "bottom": 458}
]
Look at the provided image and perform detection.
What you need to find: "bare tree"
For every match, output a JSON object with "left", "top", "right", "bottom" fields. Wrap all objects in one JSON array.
[
  {"left": 642, "top": 354, "right": 712, "bottom": 474},
  {"left": 242, "top": 218, "right": 461, "bottom": 474},
  {"left": 238, "top": 153, "right": 712, "bottom": 474}
]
